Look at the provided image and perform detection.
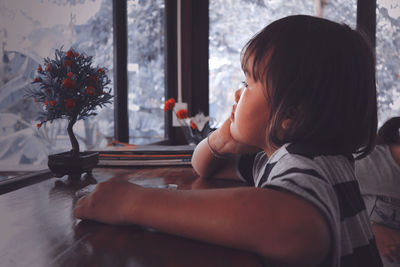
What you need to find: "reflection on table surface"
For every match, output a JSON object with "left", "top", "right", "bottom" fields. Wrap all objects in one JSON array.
[{"left": 0, "top": 167, "right": 265, "bottom": 267}]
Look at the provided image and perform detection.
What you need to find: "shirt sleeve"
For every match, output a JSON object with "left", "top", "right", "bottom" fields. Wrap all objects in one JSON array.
[
  {"left": 258, "top": 152, "right": 382, "bottom": 266},
  {"left": 236, "top": 153, "right": 257, "bottom": 185},
  {"left": 263, "top": 164, "right": 339, "bottom": 224},
  {"left": 259, "top": 154, "right": 340, "bottom": 239},
  {"left": 261, "top": 157, "right": 342, "bottom": 265}
]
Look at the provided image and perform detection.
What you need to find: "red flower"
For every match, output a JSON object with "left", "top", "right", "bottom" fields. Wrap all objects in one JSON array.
[
  {"left": 163, "top": 98, "right": 176, "bottom": 112},
  {"left": 50, "top": 100, "right": 56, "bottom": 106},
  {"left": 75, "top": 52, "right": 79, "bottom": 57},
  {"left": 176, "top": 109, "right": 188, "bottom": 119},
  {"left": 66, "top": 50, "right": 74, "bottom": 58},
  {"left": 44, "top": 100, "right": 49, "bottom": 107},
  {"left": 97, "top": 68, "right": 103, "bottom": 73},
  {"left": 63, "top": 78, "right": 74, "bottom": 88},
  {"left": 86, "top": 86, "right": 96, "bottom": 95},
  {"left": 64, "top": 60, "right": 73, "bottom": 67},
  {"left": 33, "top": 77, "right": 39, "bottom": 82},
  {"left": 37, "top": 66, "right": 42, "bottom": 72},
  {"left": 46, "top": 65, "right": 51, "bottom": 72},
  {"left": 67, "top": 72, "right": 73, "bottom": 78},
  {"left": 190, "top": 120, "right": 198, "bottom": 130},
  {"left": 64, "top": 98, "right": 75, "bottom": 109},
  {"left": 36, "top": 123, "right": 42, "bottom": 128}
]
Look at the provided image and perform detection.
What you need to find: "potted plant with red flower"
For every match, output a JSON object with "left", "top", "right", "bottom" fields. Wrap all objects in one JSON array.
[
  {"left": 164, "top": 98, "right": 214, "bottom": 145},
  {"left": 27, "top": 48, "right": 112, "bottom": 179}
]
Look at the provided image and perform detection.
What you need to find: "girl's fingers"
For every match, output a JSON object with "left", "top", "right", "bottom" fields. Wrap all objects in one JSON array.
[
  {"left": 75, "top": 195, "right": 88, "bottom": 206},
  {"left": 74, "top": 195, "right": 92, "bottom": 219},
  {"left": 73, "top": 204, "right": 88, "bottom": 219}
]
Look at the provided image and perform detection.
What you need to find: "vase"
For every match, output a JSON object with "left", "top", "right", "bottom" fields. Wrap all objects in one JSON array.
[{"left": 48, "top": 151, "right": 99, "bottom": 179}]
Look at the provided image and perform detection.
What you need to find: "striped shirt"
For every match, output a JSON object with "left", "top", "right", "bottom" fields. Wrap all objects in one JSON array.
[{"left": 237, "top": 143, "right": 383, "bottom": 267}]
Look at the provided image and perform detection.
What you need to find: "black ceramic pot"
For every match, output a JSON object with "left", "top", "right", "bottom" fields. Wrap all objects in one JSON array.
[{"left": 48, "top": 151, "right": 99, "bottom": 178}]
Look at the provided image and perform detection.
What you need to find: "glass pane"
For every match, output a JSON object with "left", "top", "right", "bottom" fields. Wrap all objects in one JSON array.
[
  {"left": 209, "top": 0, "right": 315, "bottom": 125},
  {"left": 318, "top": 0, "right": 357, "bottom": 28},
  {"left": 376, "top": 0, "right": 400, "bottom": 125},
  {"left": 127, "top": 0, "right": 165, "bottom": 144},
  {"left": 0, "top": 0, "right": 113, "bottom": 173}
]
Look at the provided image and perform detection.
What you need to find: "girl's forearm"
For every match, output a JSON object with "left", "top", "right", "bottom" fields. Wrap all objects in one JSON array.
[
  {"left": 191, "top": 137, "right": 238, "bottom": 179},
  {"left": 129, "top": 186, "right": 267, "bottom": 252},
  {"left": 126, "top": 186, "right": 330, "bottom": 266}
]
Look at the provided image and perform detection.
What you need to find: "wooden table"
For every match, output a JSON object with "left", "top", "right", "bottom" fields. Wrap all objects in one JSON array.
[{"left": 0, "top": 166, "right": 265, "bottom": 267}]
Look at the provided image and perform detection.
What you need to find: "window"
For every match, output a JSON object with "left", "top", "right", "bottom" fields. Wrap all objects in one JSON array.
[
  {"left": 0, "top": 0, "right": 389, "bottom": 177},
  {"left": 127, "top": 0, "right": 165, "bottom": 144},
  {"left": 320, "top": 0, "right": 356, "bottom": 28},
  {"left": 0, "top": 0, "right": 168, "bottom": 175},
  {"left": 0, "top": 0, "right": 113, "bottom": 172},
  {"left": 376, "top": 0, "right": 400, "bottom": 125}
]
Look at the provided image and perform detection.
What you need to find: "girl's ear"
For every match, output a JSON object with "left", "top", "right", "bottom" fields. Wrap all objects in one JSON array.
[
  {"left": 282, "top": 106, "right": 299, "bottom": 130},
  {"left": 282, "top": 118, "right": 292, "bottom": 130}
]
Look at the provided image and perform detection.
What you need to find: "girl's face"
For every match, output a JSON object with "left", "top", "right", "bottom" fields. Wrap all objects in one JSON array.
[{"left": 230, "top": 69, "right": 271, "bottom": 151}]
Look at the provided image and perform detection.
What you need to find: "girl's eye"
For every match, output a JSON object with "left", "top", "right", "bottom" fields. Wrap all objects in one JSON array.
[{"left": 241, "top": 81, "right": 248, "bottom": 88}]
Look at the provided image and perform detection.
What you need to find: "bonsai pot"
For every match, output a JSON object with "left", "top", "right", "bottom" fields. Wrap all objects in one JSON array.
[{"left": 48, "top": 151, "right": 99, "bottom": 178}]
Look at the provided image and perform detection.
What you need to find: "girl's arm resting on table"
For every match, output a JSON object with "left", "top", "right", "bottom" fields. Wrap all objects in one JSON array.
[{"left": 74, "top": 178, "right": 330, "bottom": 267}]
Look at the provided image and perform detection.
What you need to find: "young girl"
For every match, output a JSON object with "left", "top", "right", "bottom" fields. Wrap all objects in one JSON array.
[{"left": 74, "top": 15, "right": 382, "bottom": 266}]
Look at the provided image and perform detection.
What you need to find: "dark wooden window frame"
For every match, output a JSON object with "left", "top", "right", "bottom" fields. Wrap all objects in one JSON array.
[{"left": 113, "top": 0, "right": 374, "bottom": 145}]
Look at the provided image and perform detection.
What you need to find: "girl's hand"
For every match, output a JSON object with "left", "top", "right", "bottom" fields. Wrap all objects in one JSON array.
[
  {"left": 73, "top": 177, "right": 140, "bottom": 225},
  {"left": 209, "top": 88, "right": 261, "bottom": 156},
  {"left": 191, "top": 88, "right": 261, "bottom": 178},
  {"left": 373, "top": 224, "right": 400, "bottom": 263},
  {"left": 209, "top": 118, "right": 261, "bottom": 156}
]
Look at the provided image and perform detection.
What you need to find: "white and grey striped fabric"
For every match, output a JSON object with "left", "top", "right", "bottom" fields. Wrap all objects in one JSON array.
[
  {"left": 237, "top": 143, "right": 383, "bottom": 267},
  {"left": 355, "top": 144, "right": 400, "bottom": 267}
]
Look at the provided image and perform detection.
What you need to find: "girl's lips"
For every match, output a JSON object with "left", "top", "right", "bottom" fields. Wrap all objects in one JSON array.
[
  {"left": 230, "top": 104, "right": 237, "bottom": 121},
  {"left": 232, "top": 103, "right": 237, "bottom": 113}
]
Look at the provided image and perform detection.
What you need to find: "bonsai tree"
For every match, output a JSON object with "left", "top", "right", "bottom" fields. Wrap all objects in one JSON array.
[{"left": 27, "top": 48, "right": 112, "bottom": 160}]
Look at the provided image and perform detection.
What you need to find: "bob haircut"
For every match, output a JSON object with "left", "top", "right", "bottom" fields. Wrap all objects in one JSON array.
[{"left": 241, "top": 15, "right": 377, "bottom": 159}]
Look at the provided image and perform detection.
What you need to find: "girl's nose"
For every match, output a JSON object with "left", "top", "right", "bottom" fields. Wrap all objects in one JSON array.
[{"left": 235, "top": 88, "right": 243, "bottom": 103}]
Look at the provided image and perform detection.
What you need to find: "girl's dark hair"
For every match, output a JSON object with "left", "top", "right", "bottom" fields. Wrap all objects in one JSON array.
[
  {"left": 376, "top": 117, "right": 400, "bottom": 145},
  {"left": 241, "top": 15, "right": 377, "bottom": 159}
]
